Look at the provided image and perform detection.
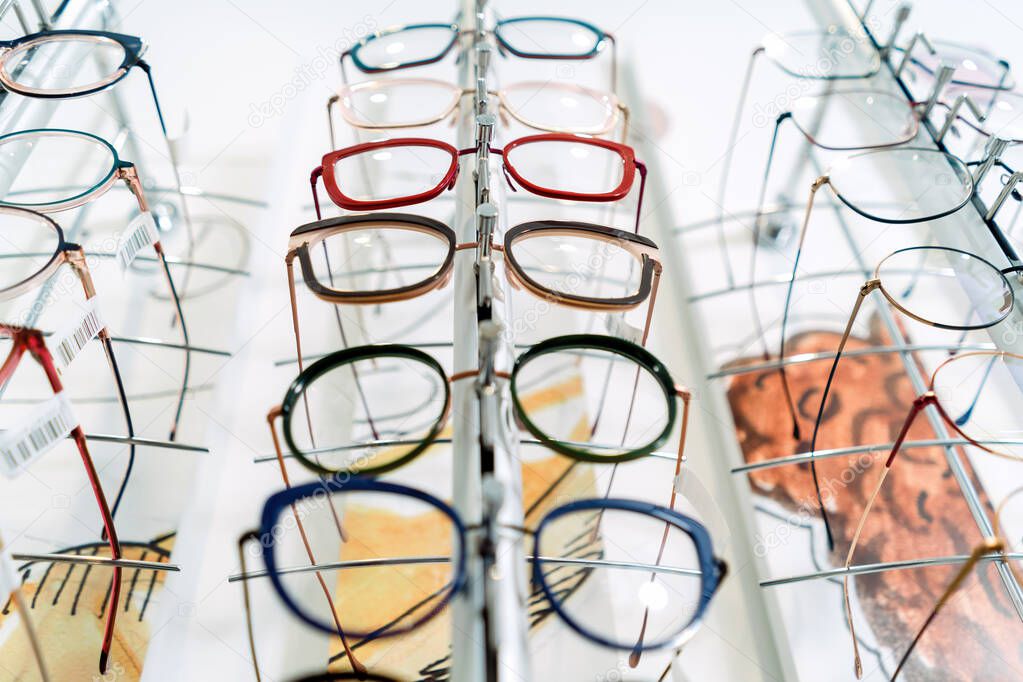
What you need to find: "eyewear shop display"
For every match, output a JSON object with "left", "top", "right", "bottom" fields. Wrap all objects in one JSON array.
[{"left": 9, "top": 1, "right": 1023, "bottom": 681}]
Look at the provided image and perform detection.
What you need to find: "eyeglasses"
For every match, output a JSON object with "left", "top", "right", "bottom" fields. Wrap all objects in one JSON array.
[
  {"left": 837, "top": 348, "right": 1023, "bottom": 674},
  {"left": 0, "top": 206, "right": 139, "bottom": 519},
  {"left": 310, "top": 134, "right": 647, "bottom": 230},
  {"left": 0, "top": 127, "right": 191, "bottom": 440},
  {"left": 272, "top": 333, "right": 688, "bottom": 477},
  {"left": 341, "top": 16, "right": 617, "bottom": 89},
  {"left": 774, "top": 246, "right": 1014, "bottom": 546},
  {"left": 0, "top": 324, "right": 122, "bottom": 673},
  {"left": 286, "top": 212, "right": 661, "bottom": 337},
  {"left": 238, "top": 478, "right": 725, "bottom": 667},
  {"left": 0, "top": 30, "right": 195, "bottom": 231},
  {"left": 327, "top": 78, "right": 629, "bottom": 145}
]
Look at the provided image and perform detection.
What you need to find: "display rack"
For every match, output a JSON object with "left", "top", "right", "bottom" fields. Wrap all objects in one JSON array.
[
  {"left": 668, "top": 0, "right": 1023, "bottom": 678},
  {"left": 450, "top": 3, "right": 531, "bottom": 680}
]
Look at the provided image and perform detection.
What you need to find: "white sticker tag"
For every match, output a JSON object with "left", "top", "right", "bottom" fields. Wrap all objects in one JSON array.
[
  {"left": 605, "top": 312, "right": 643, "bottom": 345},
  {"left": 0, "top": 392, "right": 77, "bottom": 478},
  {"left": 53, "top": 297, "right": 105, "bottom": 368},
  {"left": 0, "top": 544, "right": 16, "bottom": 596},
  {"left": 116, "top": 211, "right": 159, "bottom": 273}
]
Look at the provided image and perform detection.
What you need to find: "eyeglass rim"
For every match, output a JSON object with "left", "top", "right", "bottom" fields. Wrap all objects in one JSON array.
[
  {"left": 504, "top": 219, "right": 658, "bottom": 311},
  {"left": 259, "top": 477, "right": 467, "bottom": 639},
  {"left": 290, "top": 213, "right": 457, "bottom": 306},
  {"left": 0, "top": 205, "right": 68, "bottom": 302},
  {"left": 0, "top": 127, "right": 122, "bottom": 212},
  {"left": 346, "top": 23, "right": 460, "bottom": 74},
  {"left": 762, "top": 28, "right": 882, "bottom": 81},
  {"left": 893, "top": 38, "right": 1015, "bottom": 91},
  {"left": 788, "top": 89, "right": 919, "bottom": 151},
  {"left": 493, "top": 16, "right": 608, "bottom": 60},
  {"left": 320, "top": 137, "right": 459, "bottom": 212},
  {"left": 280, "top": 343, "right": 452, "bottom": 477},
  {"left": 873, "top": 245, "right": 1014, "bottom": 330},
  {"left": 498, "top": 80, "right": 621, "bottom": 135},
  {"left": 334, "top": 77, "right": 463, "bottom": 130},
  {"left": 828, "top": 146, "right": 974, "bottom": 224},
  {"left": 531, "top": 497, "right": 721, "bottom": 652},
  {"left": 501, "top": 133, "right": 638, "bottom": 203},
  {"left": 0, "top": 29, "right": 144, "bottom": 99},
  {"left": 510, "top": 333, "right": 676, "bottom": 463}
]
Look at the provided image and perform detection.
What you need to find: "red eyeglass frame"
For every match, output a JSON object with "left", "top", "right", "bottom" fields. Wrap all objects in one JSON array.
[
  {"left": 0, "top": 324, "right": 122, "bottom": 673},
  {"left": 310, "top": 133, "right": 647, "bottom": 231}
]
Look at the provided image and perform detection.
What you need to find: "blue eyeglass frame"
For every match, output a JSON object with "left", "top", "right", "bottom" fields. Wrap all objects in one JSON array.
[
  {"left": 257, "top": 479, "right": 726, "bottom": 653},
  {"left": 533, "top": 498, "right": 726, "bottom": 652},
  {"left": 342, "top": 16, "right": 610, "bottom": 75},
  {"left": 493, "top": 16, "right": 608, "bottom": 60},
  {"left": 258, "top": 477, "right": 468, "bottom": 639}
]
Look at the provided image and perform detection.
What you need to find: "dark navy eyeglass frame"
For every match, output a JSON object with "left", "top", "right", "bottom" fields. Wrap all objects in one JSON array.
[
  {"left": 533, "top": 498, "right": 726, "bottom": 652},
  {"left": 0, "top": 30, "right": 171, "bottom": 134},
  {"left": 341, "top": 16, "right": 616, "bottom": 89},
  {"left": 254, "top": 478, "right": 726, "bottom": 653},
  {"left": 258, "top": 477, "right": 468, "bottom": 639}
]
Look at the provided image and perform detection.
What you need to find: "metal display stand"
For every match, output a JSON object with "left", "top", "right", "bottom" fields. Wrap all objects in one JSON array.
[{"left": 450, "top": 3, "right": 530, "bottom": 680}]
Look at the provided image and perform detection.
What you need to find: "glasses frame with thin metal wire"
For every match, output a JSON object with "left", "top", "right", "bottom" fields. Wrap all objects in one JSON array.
[{"left": 839, "top": 349, "right": 1023, "bottom": 678}]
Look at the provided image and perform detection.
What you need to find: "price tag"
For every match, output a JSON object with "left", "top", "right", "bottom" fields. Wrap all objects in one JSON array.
[
  {"left": 604, "top": 312, "right": 643, "bottom": 345},
  {"left": 52, "top": 297, "right": 105, "bottom": 368},
  {"left": 0, "top": 392, "right": 77, "bottom": 478},
  {"left": 116, "top": 211, "right": 159, "bottom": 273}
]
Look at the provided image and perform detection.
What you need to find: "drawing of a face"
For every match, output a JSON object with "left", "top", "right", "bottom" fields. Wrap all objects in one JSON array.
[
  {"left": 0, "top": 534, "right": 174, "bottom": 681},
  {"left": 725, "top": 317, "right": 1023, "bottom": 680}
]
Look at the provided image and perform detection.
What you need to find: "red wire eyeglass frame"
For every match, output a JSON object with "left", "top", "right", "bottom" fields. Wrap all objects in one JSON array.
[{"left": 0, "top": 324, "right": 122, "bottom": 673}]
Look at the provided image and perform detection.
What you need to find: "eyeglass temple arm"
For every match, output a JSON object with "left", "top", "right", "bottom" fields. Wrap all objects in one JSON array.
[
  {"left": 310, "top": 166, "right": 325, "bottom": 220},
  {"left": 326, "top": 94, "right": 339, "bottom": 150},
  {"left": 715, "top": 46, "right": 766, "bottom": 290},
  {"left": 842, "top": 391, "right": 930, "bottom": 679},
  {"left": 262, "top": 410, "right": 364, "bottom": 671},
  {"left": 604, "top": 31, "right": 618, "bottom": 94},
  {"left": 750, "top": 113, "right": 792, "bottom": 362},
  {"left": 627, "top": 386, "right": 691, "bottom": 669},
  {"left": 891, "top": 538, "right": 1004, "bottom": 680},
  {"left": 777, "top": 175, "right": 828, "bottom": 446},
  {"left": 66, "top": 247, "right": 137, "bottom": 523},
  {"left": 805, "top": 278, "right": 879, "bottom": 552},
  {"left": 634, "top": 159, "right": 647, "bottom": 233},
  {"left": 117, "top": 164, "right": 192, "bottom": 441},
  {"left": 236, "top": 531, "right": 264, "bottom": 682},
  {"left": 638, "top": 261, "right": 662, "bottom": 347}
]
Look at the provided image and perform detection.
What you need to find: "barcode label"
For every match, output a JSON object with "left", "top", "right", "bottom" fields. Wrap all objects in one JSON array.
[
  {"left": 0, "top": 544, "right": 15, "bottom": 596},
  {"left": 53, "top": 297, "right": 105, "bottom": 368},
  {"left": 605, "top": 313, "right": 643, "bottom": 345},
  {"left": 0, "top": 392, "right": 77, "bottom": 478},
  {"left": 116, "top": 211, "right": 159, "bottom": 273}
]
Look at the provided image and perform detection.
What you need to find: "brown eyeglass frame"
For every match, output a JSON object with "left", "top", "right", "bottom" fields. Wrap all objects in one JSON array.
[{"left": 285, "top": 212, "right": 664, "bottom": 375}]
